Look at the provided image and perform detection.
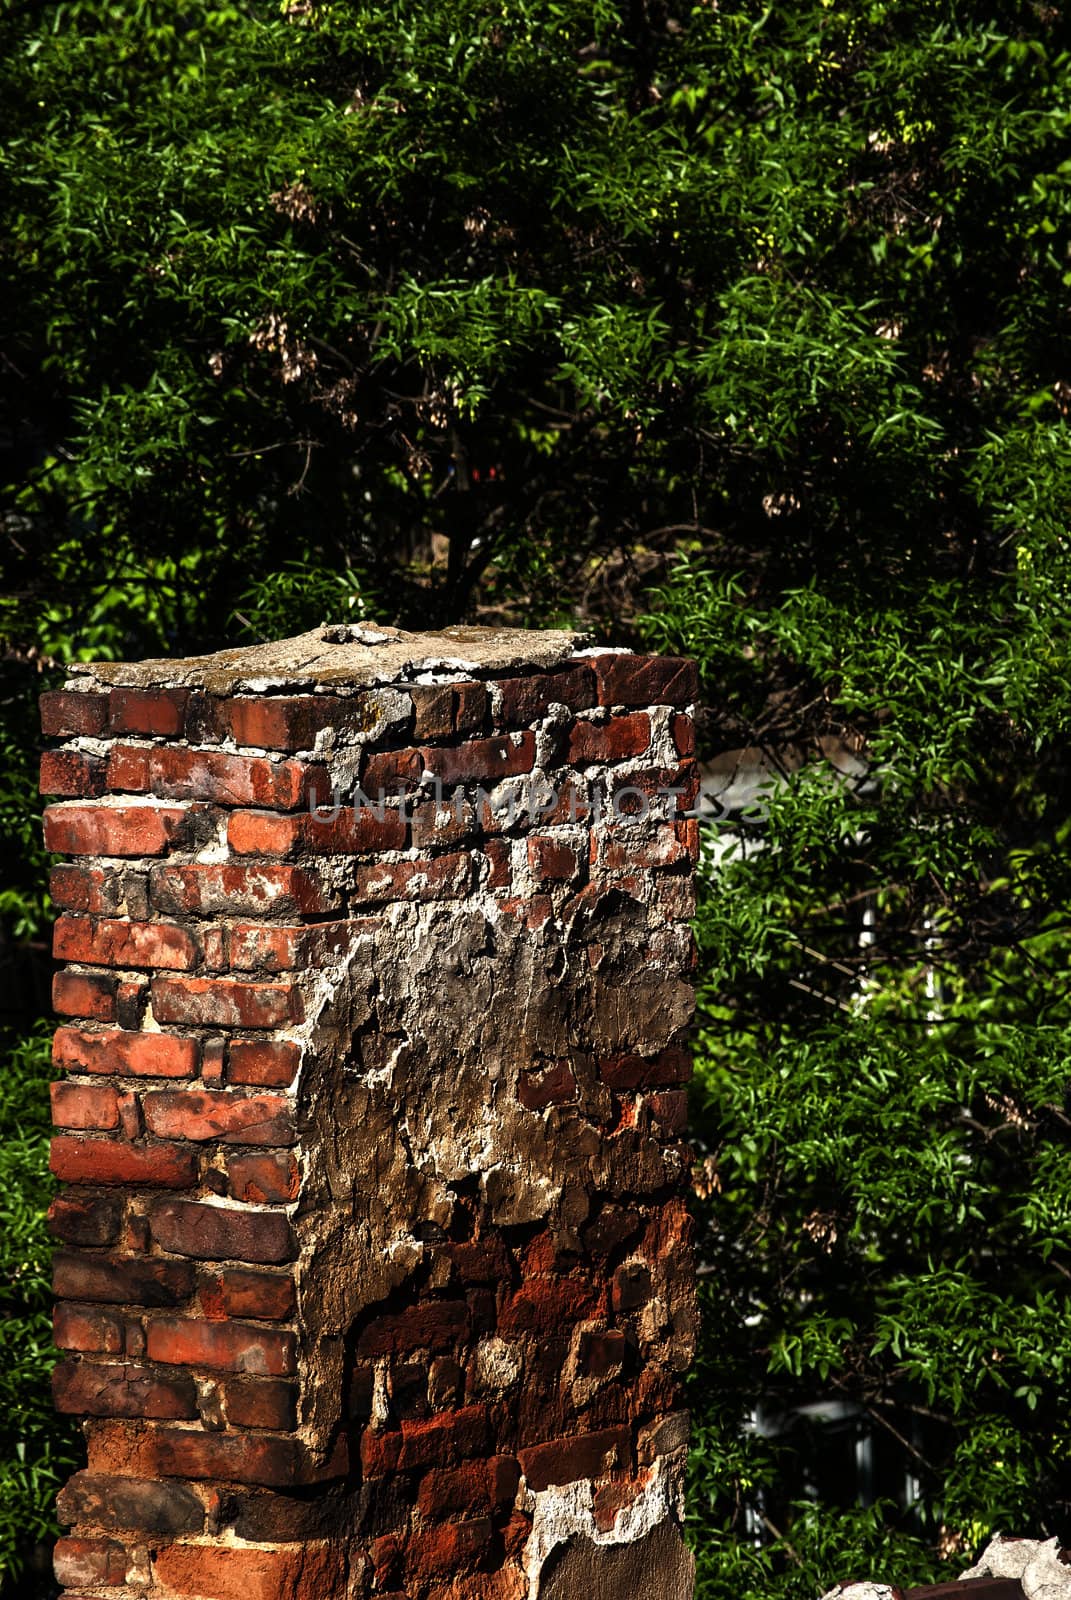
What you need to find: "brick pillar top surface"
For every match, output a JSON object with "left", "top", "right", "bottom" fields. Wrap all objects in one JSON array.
[{"left": 42, "top": 623, "right": 699, "bottom": 1600}]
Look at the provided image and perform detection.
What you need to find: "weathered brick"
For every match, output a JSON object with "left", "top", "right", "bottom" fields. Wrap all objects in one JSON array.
[
  {"left": 149, "top": 1199, "right": 294, "bottom": 1264},
  {"left": 40, "top": 689, "right": 108, "bottom": 738},
  {"left": 146, "top": 1317, "right": 296, "bottom": 1376},
  {"left": 499, "top": 1278, "right": 600, "bottom": 1336},
  {"left": 222, "top": 921, "right": 356, "bottom": 973},
  {"left": 56, "top": 1470, "right": 205, "bottom": 1536},
  {"left": 53, "top": 1534, "right": 130, "bottom": 1589},
  {"left": 495, "top": 666, "right": 596, "bottom": 727},
  {"left": 567, "top": 712, "right": 651, "bottom": 766},
  {"left": 591, "top": 654, "right": 698, "bottom": 707},
  {"left": 52, "top": 970, "right": 117, "bottom": 1021},
  {"left": 227, "top": 806, "right": 406, "bottom": 858},
  {"left": 48, "top": 1192, "right": 124, "bottom": 1247},
  {"left": 51, "top": 1081, "right": 121, "bottom": 1131},
  {"left": 518, "top": 1060, "right": 577, "bottom": 1111},
  {"left": 108, "top": 687, "right": 189, "bottom": 737},
  {"left": 417, "top": 1457, "right": 520, "bottom": 1519},
  {"left": 151, "top": 1539, "right": 343, "bottom": 1600},
  {"left": 202, "top": 693, "right": 379, "bottom": 752},
  {"left": 50, "top": 1136, "right": 198, "bottom": 1190},
  {"left": 49, "top": 864, "right": 119, "bottom": 915},
  {"left": 53, "top": 1358, "right": 197, "bottom": 1419},
  {"left": 356, "top": 1301, "right": 469, "bottom": 1359},
  {"left": 106, "top": 743, "right": 331, "bottom": 811},
  {"left": 142, "top": 1090, "right": 295, "bottom": 1146},
  {"left": 612, "top": 1261, "right": 652, "bottom": 1311},
  {"left": 351, "top": 853, "right": 472, "bottom": 906},
  {"left": 200, "top": 1268, "right": 296, "bottom": 1322},
  {"left": 598, "top": 1046, "right": 691, "bottom": 1090},
  {"left": 361, "top": 1405, "right": 490, "bottom": 1476},
  {"left": 671, "top": 710, "right": 696, "bottom": 756},
  {"left": 362, "top": 747, "right": 424, "bottom": 795},
  {"left": 151, "top": 976, "right": 302, "bottom": 1029},
  {"left": 53, "top": 915, "right": 198, "bottom": 971},
  {"left": 637, "top": 1410, "right": 690, "bottom": 1465},
  {"left": 421, "top": 733, "right": 535, "bottom": 788},
  {"left": 54, "top": 1250, "right": 195, "bottom": 1307},
  {"left": 410, "top": 682, "right": 488, "bottom": 739},
  {"left": 53, "top": 1303, "right": 124, "bottom": 1356},
  {"left": 40, "top": 749, "right": 105, "bottom": 798},
  {"left": 409, "top": 796, "right": 479, "bottom": 852},
  {"left": 44, "top": 802, "right": 189, "bottom": 858},
  {"left": 87, "top": 1422, "right": 302, "bottom": 1487},
  {"left": 54, "top": 1027, "right": 199, "bottom": 1080},
  {"left": 526, "top": 836, "right": 581, "bottom": 883},
  {"left": 649, "top": 1089, "right": 689, "bottom": 1134},
  {"left": 150, "top": 863, "right": 333, "bottom": 917},
  {"left": 446, "top": 1239, "right": 511, "bottom": 1285},
  {"left": 518, "top": 1425, "right": 629, "bottom": 1490},
  {"left": 226, "top": 1151, "right": 300, "bottom": 1204},
  {"left": 228, "top": 1039, "right": 300, "bottom": 1088},
  {"left": 406, "top": 1517, "right": 493, "bottom": 1579},
  {"left": 224, "top": 1377, "right": 298, "bottom": 1431},
  {"left": 600, "top": 826, "right": 693, "bottom": 872}
]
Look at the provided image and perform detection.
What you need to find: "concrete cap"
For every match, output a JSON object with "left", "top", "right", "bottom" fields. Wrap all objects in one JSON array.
[{"left": 69, "top": 622, "right": 593, "bottom": 694}]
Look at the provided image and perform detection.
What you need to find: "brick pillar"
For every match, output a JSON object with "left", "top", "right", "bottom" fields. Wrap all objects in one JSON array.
[{"left": 42, "top": 624, "right": 698, "bottom": 1600}]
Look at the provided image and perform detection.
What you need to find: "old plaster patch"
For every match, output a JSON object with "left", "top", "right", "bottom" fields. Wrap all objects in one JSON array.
[{"left": 523, "top": 1454, "right": 684, "bottom": 1599}]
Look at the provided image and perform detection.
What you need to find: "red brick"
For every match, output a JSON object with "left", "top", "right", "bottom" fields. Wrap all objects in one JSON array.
[
  {"left": 612, "top": 1261, "right": 652, "bottom": 1311},
  {"left": 421, "top": 733, "right": 535, "bottom": 788},
  {"left": 591, "top": 654, "right": 697, "bottom": 707},
  {"left": 152, "top": 1540, "right": 343, "bottom": 1600},
  {"left": 361, "top": 1405, "right": 490, "bottom": 1476},
  {"left": 407, "top": 1517, "right": 492, "bottom": 1579},
  {"left": 228, "top": 806, "right": 406, "bottom": 858},
  {"left": 200, "top": 1269, "right": 296, "bottom": 1322},
  {"left": 143, "top": 1090, "right": 295, "bottom": 1146},
  {"left": 53, "top": 1535, "right": 129, "bottom": 1589},
  {"left": 44, "top": 802, "right": 189, "bottom": 858},
  {"left": 675, "top": 816, "right": 700, "bottom": 862},
  {"left": 208, "top": 693, "right": 378, "bottom": 752},
  {"left": 146, "top": 1317, "right": 296, "bottom": 1376},
  {"left": 151, "top": 976, "right": 302, "bottom": 1029},
  {"left": 600, "top": 826, "right": 692, "bottom": 872},
  {"left": 41, "top": 688, "right": 108, "bottom": 737},
  {"left": 580, "top": 1329, "right": 627, "bottom": 1379},
  {"left": 53, "top": 970, "right": 117, "bottom": 1021},
  {"left": 54, "top": 1027, "right": 199, "bottom": 1080},
  {"left": 410, "top": 683, "right": 454, "bottom": 739},
  {"left": 607, "top": 762, "right": 698, "bottom": 815},
  {"left": 49, "top": 864, "right": 118, "bottom": 914},
  {"left": 649, "top": 1089, "right": 688, "bottom": 1133},
  {"left": 671, "top": 711, "right": 696, "bottom": 756},
  {"left": 495, "top": 666, "right": 596, "bottom": 726},
  {"left": 526, "top": 836, "right": 581, "bottom": 883},
  {"left": 228, "top": 1039, "right": 300, "bottom": 1087},
  {"left": 518, "top": 1425, "right": 629, "bottom": 1490},
  {"left": 48, "top": 1192, "right": 123, "bottom": 1247},
  {"left": 455, "top": 681, "right": 489, "bottom": 733},
  {"left": 53, "top": 915, "right": 198, "bottom": 971},
  {"left": 108, "top": 687, "right": 188, "bottom": 737},
  {"left": 57, "top": 1470, "right": 205, "bottom": 1536},
  {"left": 409, "top": 795, "right": 479, "bottom": 851},
  {"left": 598, "top": 1046, "right": 691, "bottom": 1090},
  {"left": 362, "top": 747, "right": 424, "bottom": 795},
  {"left": 40, "top": 749, "right": 105, "bottom": 798},
  {"left": 224, "top": 1377, "right": 297, "bottom": 1431},
  {"left": 223, "top": 921, "right": 356, "bottom": 973},
  {"left": 226, "top": 1151, "right": 300, "bottom": 1204},
  {"left": 149, "top": 1199, "right": 294, "bottom": 1264},
  {"left": 500, "top": 1278, "right": 600, "bottom": 1336},
  {"left": 356, "top": 1301, "right": 469, "bottom": 1358},
  {"left": 483, "top": 838, "right": 512, "bottom": 888},
  {"left": 150, "top": 863, "right": 333, "bottom": 917},
  {"left": 446, "top": 1239, "right": 511, "bottom": 1284},
  {"left": 51, "top": 1081, "right": 120, "bottom": 1131},
  {"left": 351, "top": 852, "right": 471, "bottom": 906},
  {"left": 53, "top": 1358, "right": 197, "bottom": 1419},
  {"left": 88, "top": 1423, "right": 301, "bottom": 1487},
  {"left": 417, "top": 1457, "right": 520, "bottom": 1519},
  {"left": 518, "top": 1061, "right": 577, "bottom": 1111},
  {"left": 54, "top": 1250, "right": 195, "bottom": 1307},
  {"left": 107, "top": 743, "right": 330, "bottom": 811},
  {"left": 50, "top": 1136, "right": 197, "bottom": 1190},
  {"left": 567, "top": 713, "right": 651, "bottom": 765},
  {"left": 53, "top": 1303, "right": 124, "bottom": 1355}
]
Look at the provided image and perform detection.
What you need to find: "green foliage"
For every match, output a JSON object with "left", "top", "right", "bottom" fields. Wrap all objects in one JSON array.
[
  {"left": 2, "top": 0, "right": 1070, "bottom": 1592},
  {"left": 0, "top": 1026, "right": 78, "bottom": 1577}
]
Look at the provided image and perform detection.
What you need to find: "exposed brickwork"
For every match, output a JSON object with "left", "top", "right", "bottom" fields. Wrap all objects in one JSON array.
[{"left": 44, "top": 627, "right": 697, "bottom": 1600}]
